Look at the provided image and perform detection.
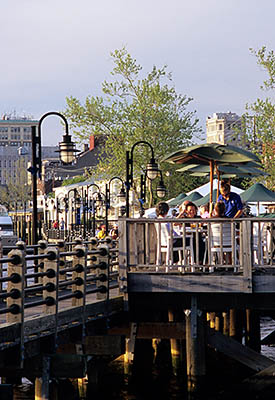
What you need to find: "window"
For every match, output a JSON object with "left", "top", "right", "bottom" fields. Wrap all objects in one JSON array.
[{"left": 219, "top": 124, "right": 223, "bottom": 130}]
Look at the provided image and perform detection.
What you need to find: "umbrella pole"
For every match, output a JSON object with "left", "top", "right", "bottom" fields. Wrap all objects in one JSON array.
[
  {"left": 210, "top": 160, "right": 213, "bottom": 213},
  {"left": 216, "top": 163, "right": 220, "bottom": 203}
]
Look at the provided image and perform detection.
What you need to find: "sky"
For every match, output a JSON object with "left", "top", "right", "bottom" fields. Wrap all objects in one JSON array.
[{"left": 1, "top": 0, "right": 274, "bottom": 146}]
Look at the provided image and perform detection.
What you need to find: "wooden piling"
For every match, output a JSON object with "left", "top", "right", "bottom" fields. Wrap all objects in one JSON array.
[
  {"left": 168, "top": 309, "right": 183, "bottom": 375},
  {"left": 229, "top": 309, "right": 243, "bottom": 343},
  {"left": 35, "top": 356, "right": 50, "bottom": 400},
  {"left": 246, "top": 309, "right": 261, "bottom": 352},
  {"left": 185, "top": 297, "right": 206, "bottom": 392}
]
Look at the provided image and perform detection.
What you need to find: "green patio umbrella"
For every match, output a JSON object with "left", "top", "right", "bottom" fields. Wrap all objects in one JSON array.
[
  {"left": 167, "top": 192, "right": 186, "bottom": 207},
  {"left": 177, "top": 163, "right": 267, "bottom": 178},
  {"left": 240, "top": 183, "right": 275, "bottom": 215},
  {"left": 163, "top": 143, "right": 261, "bottom": 208},
  {"left": 194, "top": 189, "right": 219, "bottom": 207},
  {"left": 181, "top": 191, "right": 203, "bottom": 203}
]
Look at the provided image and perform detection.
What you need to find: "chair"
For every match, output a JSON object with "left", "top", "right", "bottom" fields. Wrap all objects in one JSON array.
[
  {"left": 252, "top": 222, "right": 264, "bottom": 265},
  {"left": 154, "top": 222, "right": 183, "bottom": 268},
  {"left": 205, "top": 222, "right": 235, "bottom": 266}
]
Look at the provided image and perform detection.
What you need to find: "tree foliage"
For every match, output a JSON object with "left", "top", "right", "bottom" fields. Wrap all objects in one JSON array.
[
  {"left": 0, "top": 159, "right": 31, "bottom": 210},
  {"left": 64, "top": 48, "right": 202, "bottom": 199},
  {"left": 240, "top": 47, "right": 275, "bottom": 190}
]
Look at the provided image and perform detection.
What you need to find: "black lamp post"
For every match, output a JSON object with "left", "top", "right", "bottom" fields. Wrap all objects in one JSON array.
[
  {"left": 87, "top": 183, "right": 108, "bottom": 236},
  {"left": 105, "top": 176, "right": 126, "bottom": 232},
  {"left": 126, "top": 141, "right": 159, "bottom": 217},
  {"left": 87, "top": 183, "right": 103, "bottom": 236},
  {"left": 30, "top": 112, "right": 78, "bottom": 244},
  {"left": 67, "top": 188, "right": 78, "bottom": 231}
]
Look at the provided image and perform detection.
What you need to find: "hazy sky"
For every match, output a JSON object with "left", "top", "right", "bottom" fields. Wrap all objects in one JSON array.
[{"left": 1, "top": 0, "right": 274, "bottom": 145}]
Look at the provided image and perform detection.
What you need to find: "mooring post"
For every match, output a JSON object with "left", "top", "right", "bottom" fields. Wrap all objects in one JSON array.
[
  {"left": 168, "top": 309, "right": 183, "bottom": 376},
  {"left": 185, "top": 296, "right": 206, "bottom": 393}
]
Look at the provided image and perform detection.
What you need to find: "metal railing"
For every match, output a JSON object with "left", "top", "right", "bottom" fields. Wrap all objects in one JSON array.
[{"left": 0, "top": 236, "right": 119, "bottom": 365}]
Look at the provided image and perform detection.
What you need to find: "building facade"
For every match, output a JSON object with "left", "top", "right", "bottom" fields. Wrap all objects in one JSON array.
[
  {"left": 0, "top": 114, "right": 59, "bottom": 187},
  {"left": 206, "top": 112, "right": 242, "bottom": 145}
]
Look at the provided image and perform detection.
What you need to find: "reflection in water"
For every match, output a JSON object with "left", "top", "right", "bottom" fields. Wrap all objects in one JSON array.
[{"left": 13, "top": 318, "right": 275, "bottom": 399}]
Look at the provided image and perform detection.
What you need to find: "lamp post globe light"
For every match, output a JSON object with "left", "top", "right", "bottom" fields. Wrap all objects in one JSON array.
[
  {"left": 30, "top": 112, "right": 78, "bottom": 244},
  {"left": 126, "top": 141, "right": 159, "bottom": 217},
  {"left": 139, "top": 169, "right": 167, "bottom": 216},
  {"left": 126, "top": 141, "right": 168, "bottom": 217},
  {"left": 156, "top": 170, "right": 167, "bottom": 198}
]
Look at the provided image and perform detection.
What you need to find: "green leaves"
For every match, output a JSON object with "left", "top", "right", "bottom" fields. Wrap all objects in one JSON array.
[
  {"left": 64, "top": 47, "right": 202, "bottom": 201},
  {"left": 240, "top": 47, "right": 275, "bottom": 190}
]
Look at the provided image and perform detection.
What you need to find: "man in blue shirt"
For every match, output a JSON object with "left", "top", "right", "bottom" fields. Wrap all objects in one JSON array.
[{"left": 217, "top": 181, "right": 243, "bottom": 218}]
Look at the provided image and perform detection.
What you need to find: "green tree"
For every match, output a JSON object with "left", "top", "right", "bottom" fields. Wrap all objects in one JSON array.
[
  {"left": 0, "top": 159, "right": 31, "bottom": 210},
  {"left": 64, "top": 48, "right": 202, "bottom": 200},
  {"left": 240, "top": 47, "right": 275, "bottom": 190}
]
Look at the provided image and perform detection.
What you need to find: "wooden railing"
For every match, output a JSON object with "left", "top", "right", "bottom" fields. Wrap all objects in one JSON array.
[{"left": 118, "top": 217, "right": 275, "bottom": 273}]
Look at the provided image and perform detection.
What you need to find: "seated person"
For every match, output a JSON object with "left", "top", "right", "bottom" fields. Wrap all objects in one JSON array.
[
  {"left": 212, "top": 201, "right": 226, "bottom": 218},
  {"left": 184, "top": 202, "right": 205, "bottom": 264},
  {"left": 109, "top": 224, "right": 119, "bottom": 240},
  {"left": 155, "top": 202, "right": 182, "bottom": 263},
  {"left": 200, "top": 203, "right": 210, "bottom": 219},
  {"left": 97, "top": 224, "right": 106, "bottom": 240}
]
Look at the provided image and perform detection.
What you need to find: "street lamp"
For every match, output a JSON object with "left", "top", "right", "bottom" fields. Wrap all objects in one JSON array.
[
  {"left": 105, "top": 176, "right": 126, "bottom": 232},
  {"left": 86, "top": 183, "right": 107, "bottom": 237},
  {"left": 139, "top": 170, "right": 167, "bottom": 216},
  {"left": 66, "top": 188, "right": 78, "bottom": 231},
  {"left": 126, "top": 141, "right": 159, "bottom": 217},
  {"left": 29, "top": 112, "right": 78, "bottom": 244}
]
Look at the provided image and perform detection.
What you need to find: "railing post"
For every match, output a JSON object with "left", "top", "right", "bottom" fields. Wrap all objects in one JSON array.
[
  {"left": 7, "top": 248, "right": 25, "bottom": 325},
  {"left": 7, "top": 247, "right": 26, "bottom": 367},
  {"left": 118, "top": 219, "right": 128, "bottom": 299},
  {"left": 43, "top": 246, "right": 59, "bottom": 316},
  {"left": 72, "top": 242, "right": 86, "bottom": 307},
  {"left": 241, "top": 220, "right": 253, "bottom": 293},
  {"left": 56, "top": 239, "right": 66, "bottom": 281},
  {"left": 96, "top": 242, "right": 109, "bottom": 301},
  {"left": 38, "top": 240, "right": 48, "bottom": 285}
]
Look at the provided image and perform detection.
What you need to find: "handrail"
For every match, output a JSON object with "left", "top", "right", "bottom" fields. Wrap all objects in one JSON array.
[{"left": 0, "top": 236, "right": 119, "bottom": 362}]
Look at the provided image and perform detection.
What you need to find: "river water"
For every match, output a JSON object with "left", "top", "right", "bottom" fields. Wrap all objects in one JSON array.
[{"left": 11, "top": 316, "right": 275, "bottom": 400}]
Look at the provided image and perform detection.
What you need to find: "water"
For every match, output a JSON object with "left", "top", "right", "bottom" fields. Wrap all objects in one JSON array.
[{"left": 11, "top": 317, "right": 275, "bottom": 399}]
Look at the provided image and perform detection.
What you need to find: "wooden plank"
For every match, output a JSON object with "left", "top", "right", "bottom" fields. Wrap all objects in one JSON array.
[
  {"left": 0, "top": 296, "right": 123, "bottom": 346},
  {"left": 261, "top": 329, "right": 275, "bottom": 345},
  {"left": 128, "top": 273, "right": 247, "bottom": 293},
  {"left": 241, "top": 363, "right": 275, "bottom": 393},
  {"left": 253, "top": 276, "right": 275, "bottom": 292},
  {"left": 85, "top": 335, "right": 125, "bottom": 355},
  {"left": 206, "top": 327, "right": 273, "bottom": 372}
]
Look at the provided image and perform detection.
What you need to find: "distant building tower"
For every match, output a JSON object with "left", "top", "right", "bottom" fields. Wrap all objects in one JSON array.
[{"left": 206, "top": 112, "right": 242, "bottom": 145}]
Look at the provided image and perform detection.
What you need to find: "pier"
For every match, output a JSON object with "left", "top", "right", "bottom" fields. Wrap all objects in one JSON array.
[{"left": 0, "top": 216, "right": 274, "bottom": 398}]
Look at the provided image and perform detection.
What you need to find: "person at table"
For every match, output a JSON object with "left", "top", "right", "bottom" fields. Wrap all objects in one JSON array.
[
  {"left": 181, "top": 201, "right": 205, "bottom": 264},
  {"left": 155, "top": 201, "right": 182, "bottom": 263},
  {"left": 212, "top": 201, "right": 226, "bottom": 218},
  {"left": 199, "top": 203, "right": 210, "bottom": 219},
  {"left": 217, "top": 181, "right": 243, "bottom": 219}
]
